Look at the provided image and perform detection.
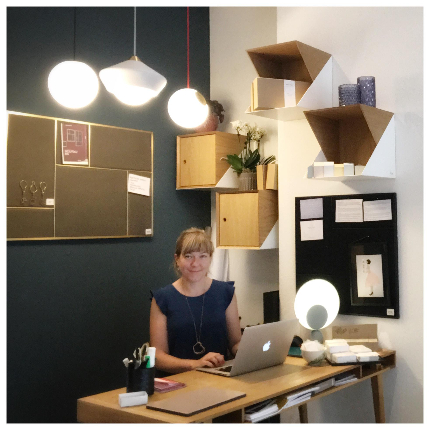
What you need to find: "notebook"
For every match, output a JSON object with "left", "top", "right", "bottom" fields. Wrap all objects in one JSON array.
[
  {"left": 197, "top": 319, "right": 298, "bottom": 377},
  {"left": 146, "top": 387, "right": 246, "bottom": 416}
]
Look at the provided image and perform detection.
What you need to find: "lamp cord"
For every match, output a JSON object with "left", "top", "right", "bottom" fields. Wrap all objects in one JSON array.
[
  {"left": 133, "top": 7, "right": 137, "bottom": 57},
  {"left": 73, "top": 7, "right": 76, "bottom": 61},
  {"left": 187, "top": 6, "right": 190, "bottom": 88}
]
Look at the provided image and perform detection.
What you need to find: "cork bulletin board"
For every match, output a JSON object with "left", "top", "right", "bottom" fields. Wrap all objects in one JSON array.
[
  {"left": 295, "top": 193, "right": 399, "bottom": 319},
  {"left": 7, "top": 112, "right": 153, "bottom": 240}
]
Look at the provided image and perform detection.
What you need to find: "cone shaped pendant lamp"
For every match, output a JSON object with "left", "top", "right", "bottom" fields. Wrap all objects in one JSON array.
[
  {"left": 168, "top": 7, "right": 208, "bottom": 128},
  {"left": 99, "top": 7, "right": 167, "bottom": 106},
  {"left": 48, "top": 8, "right": 99, "bottom": 109}
]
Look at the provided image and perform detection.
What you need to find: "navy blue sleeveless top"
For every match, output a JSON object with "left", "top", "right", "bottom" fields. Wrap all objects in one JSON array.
[{"left": 152, "top": 279, "right": 235, "bottom": 361}]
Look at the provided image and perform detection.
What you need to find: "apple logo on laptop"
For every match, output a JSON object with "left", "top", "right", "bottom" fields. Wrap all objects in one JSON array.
[{"left": 263, "top": 341, "right": 271, "bottom": 352}]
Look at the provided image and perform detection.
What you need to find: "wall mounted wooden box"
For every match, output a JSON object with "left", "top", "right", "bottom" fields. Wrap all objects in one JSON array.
[
  {"left": 304, "top": 104, "right": 395, "bottom": 180},
  {"left": 245, "top": 40, "right": 333, "bottom": 121},
  {"left": 7, "top": 111, "right": 153, "bottom": 240},
  {"left": 176, "top": 131, "right": 245, "bottom": 189},
  {"left": 216, "top": 190, "right": 278, "bottom": 249}
]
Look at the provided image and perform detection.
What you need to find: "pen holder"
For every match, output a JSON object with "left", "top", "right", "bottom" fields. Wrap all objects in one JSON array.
[{"left": 126, "top": 366, "right": 155, "bottom": 395}]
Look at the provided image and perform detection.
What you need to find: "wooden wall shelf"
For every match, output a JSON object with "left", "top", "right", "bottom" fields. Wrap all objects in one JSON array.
[
  {"left": 304, "top": 104, "right": 395, "bottom": 180},
  {"left": 216, "top": 190, "right": 278, "bottom": 249},
  {"left": 176, "top": 131, "right": 245, "bottom": 189},
  {"left": 245, "top": 40, "right": 333, "bottom": 121}
]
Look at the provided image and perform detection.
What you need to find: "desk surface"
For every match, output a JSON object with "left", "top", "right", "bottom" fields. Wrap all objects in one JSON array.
[{"left": 77, "top": 350, "right": 395, "bottom": 423}]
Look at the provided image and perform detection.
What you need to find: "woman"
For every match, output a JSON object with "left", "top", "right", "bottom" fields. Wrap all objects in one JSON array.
[{"left": 150, "top": 228, "right": 242, "bottom": 375}]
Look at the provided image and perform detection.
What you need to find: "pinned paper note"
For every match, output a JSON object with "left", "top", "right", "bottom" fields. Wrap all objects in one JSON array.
[
  {"left": 363, "top": 199, "right": 392, "bottom": 221},
  {"left": 300, "top": 198, "right": 323, "bottom": 220},
  {"left": 335, "top": 199, "right": 363, "bottom": 223},
  {"left": 128, "top": 174, "right": 150, "bottom": 196},
  {"left": 284, "top": 80, "right": 296, "bottom": 106},
  {"left": 300, "top": 220, "right": 324, "bottom": 241}
]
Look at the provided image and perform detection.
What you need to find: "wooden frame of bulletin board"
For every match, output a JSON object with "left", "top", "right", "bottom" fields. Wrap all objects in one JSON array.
[
  {"left": 7, "top": 111, "right": 153, "bottom": 240},
  {"left": 295, "top": 193, "right": 399, "bottom": 319}
]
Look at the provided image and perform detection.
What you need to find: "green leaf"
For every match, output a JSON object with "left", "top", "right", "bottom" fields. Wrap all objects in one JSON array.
[{"left": 225, "top": 154, "right": 244, "bottom": 174}]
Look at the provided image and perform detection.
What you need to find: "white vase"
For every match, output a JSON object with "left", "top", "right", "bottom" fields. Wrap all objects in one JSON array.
[{"left": 238, "top": 172, "right": 257, "bottom": 191}]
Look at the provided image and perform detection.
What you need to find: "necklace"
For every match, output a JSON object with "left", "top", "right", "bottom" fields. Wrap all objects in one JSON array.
[{"left": 185, "top": 293, "right": 206, "bottom": 355}]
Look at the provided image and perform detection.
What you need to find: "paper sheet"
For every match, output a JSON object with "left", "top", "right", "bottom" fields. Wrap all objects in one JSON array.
[
  {"left": 300, "top": 220, "right": 323, "bottom": 241},
  {"left": 363, "top": 199, "right": 392, "bottom": 221},
  {"left": 335, "top": 199, "right": 363, "bottom": 223},
  {"left": 300, "top": 198, "right": 323, "bottom": 220},
  {"left": 284, "top": 80, "right": 296, "bottom": 106},
  {"left": 128, "top": 174, "right": 150, "bottom": 196}
]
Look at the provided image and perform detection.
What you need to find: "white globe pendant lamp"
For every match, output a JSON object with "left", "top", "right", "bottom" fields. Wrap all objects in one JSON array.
[
  {"left": 168, "top": 7, "right": 208, "bottom": 128},
  {"left": 99, "top": 7, "right": 167, "bottom": 106},
  {"left": 48, "top": 9, "right": 99, "bottom": 109}
]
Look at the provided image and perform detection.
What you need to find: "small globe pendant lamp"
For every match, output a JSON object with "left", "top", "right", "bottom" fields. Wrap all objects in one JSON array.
[
  {"left": 294, "top": 279, "right": 340, "bottom": 343},
  {"left": 48, "top": 8, "right": 99, "bottom": 109},
  {"left": 99, "top": 7, "right": 167, "bottom": 106},
  {"left": 168, "top": 7, "right": 209, "bottom": 128}
]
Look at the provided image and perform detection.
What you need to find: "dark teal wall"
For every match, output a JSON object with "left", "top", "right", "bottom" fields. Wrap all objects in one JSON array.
[{"left": 7, "top": 7, "right": 210, "bottom": 423}]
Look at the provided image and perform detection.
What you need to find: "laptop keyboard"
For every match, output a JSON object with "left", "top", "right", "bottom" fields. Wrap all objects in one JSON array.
[{"left": 217, "top": 365, "right": 232, "bottom": 372}]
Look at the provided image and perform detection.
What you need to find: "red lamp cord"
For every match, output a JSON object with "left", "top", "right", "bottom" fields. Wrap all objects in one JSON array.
[{"left": 187, "top": 6, "right": 190, "bottom": 89}]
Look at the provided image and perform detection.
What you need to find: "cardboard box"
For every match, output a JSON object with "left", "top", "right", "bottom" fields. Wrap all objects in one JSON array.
[
  {"left": 331, "top": 324, "right": 380, "bottom": 351},
  {"left": 355, "top": 165, "right": 365, "bottom": 175},
  {"left": 323, "top": 161, "right": 334, "bottom": 177},
  {"left": 266, "top": 164, "right": 278, "bottom": 190},
  {"left": 343, "top": 163, "right": 354, "bottom": 176},
  {"left": 251, "top": 77, "right": 310, "bottom": 111},
  {"left": 256, "top": 165, "right": 267, "bottom": 190},
  {"left": 313, "top": 162, "right": 325, "bottom": 178},
  {"left": 334, "top": 164, "right": 344, "bottom": 176}
]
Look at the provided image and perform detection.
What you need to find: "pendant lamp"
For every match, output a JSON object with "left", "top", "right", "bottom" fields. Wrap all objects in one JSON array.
[
  {"left": 99, "top": 7, "right": 167, "bottom": 106},
  {"left": 48, "top": 8, "right": 99, "bottom": 109},
  {"left": 168, "top": 7, "right": 208, "bottom": 128}
]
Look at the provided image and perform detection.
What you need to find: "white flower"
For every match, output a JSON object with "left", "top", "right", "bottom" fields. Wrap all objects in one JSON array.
[{"left": 230, "top": 120, "right": 242, "bottom": 131}]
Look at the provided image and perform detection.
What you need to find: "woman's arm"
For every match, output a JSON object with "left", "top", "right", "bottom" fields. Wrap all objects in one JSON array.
[
  {"left": 225, "top": 293, "right": 242, "bottom": 356},
  {"left": 149, "top": 298, "right": 225, "bottom": 373}
]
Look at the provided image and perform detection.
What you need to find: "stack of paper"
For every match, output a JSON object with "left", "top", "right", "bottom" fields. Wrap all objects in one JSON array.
[
  {"left": 154, "top": 378, "right": 186, "bottom": 393},
  {"left": 334, "top": 373, "right": 358, "bottom": 386},
  {"left": 244, "top": 399, "right": 279, "bottom": 423}
]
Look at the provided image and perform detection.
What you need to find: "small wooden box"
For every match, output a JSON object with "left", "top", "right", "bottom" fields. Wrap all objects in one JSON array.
[
  {"left": 176, "top": 131, "right": 244, "bottom": 189},
  {"left": 216, "top": 190, "right": 278, "bottom": 249}
]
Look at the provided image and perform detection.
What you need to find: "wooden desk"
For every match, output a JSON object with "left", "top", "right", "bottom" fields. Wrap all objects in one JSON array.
[{"left": 77, "top": 350, "right": 395, "bottom": 424}]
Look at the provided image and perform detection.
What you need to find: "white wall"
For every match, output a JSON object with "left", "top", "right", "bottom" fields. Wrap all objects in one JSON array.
[
  {"left": 209, "top": 7, "right": 279, "bottom": 327},
  {"left": 210, "top": 6, "right": 423, "bottom": 423}
]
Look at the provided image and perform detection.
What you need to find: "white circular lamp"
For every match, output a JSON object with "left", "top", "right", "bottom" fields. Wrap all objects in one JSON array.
[
  {"left": 168, "top": 88, "right": 209, "bottom": 128},
  {"left": 167, "top": 7, "right": 208, "bottom": 128},
  {"left": 48, "top": 61, "right": 99, "bottom": 109},
  {"left": 294, "top": 279, "right": 340, "bottom": 342}
]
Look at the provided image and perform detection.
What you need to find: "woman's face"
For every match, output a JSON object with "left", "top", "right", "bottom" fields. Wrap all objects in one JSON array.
[{"left": 175, "top": 250, "right": 212, "bottom": 283}]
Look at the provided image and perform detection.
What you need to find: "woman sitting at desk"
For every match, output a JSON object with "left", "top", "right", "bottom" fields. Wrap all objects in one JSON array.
[{"left": 150, "top": 228, "right": 241, "bottom": 375}]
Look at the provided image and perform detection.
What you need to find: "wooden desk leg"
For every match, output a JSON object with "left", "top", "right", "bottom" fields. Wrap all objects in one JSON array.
[
  {"left": 371, "top": 374, "right": 386, "bottom": 423},
  {"left": 298, "top": 404, "right": 308, "bottom": 423}
]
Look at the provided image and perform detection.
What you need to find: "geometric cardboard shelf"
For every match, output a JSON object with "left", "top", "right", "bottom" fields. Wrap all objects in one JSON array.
[
  {"left": 305, "top": 104, "right": 395, "bottom": 180},
  {"left": 245, "top": 40, "right": 333, "bottom": 121}
]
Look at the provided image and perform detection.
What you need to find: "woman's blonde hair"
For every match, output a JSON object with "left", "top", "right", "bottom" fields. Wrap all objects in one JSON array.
[{"left": 173, "top": 228, "right": 214, "bottom": 273}]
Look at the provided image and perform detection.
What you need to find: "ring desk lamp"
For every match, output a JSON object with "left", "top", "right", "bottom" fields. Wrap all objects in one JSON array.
[{"left": 294, "top": 279, "right": 340, "bottom": 343}]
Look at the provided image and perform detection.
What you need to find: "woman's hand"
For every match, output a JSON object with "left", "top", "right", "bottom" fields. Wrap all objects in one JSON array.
[{"left": 194, "top": 352, "right": 225, "bottom": 369}]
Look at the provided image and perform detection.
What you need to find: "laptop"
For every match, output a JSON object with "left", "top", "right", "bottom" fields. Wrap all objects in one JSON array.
[{"left": 197, "top": 319, "right": 298, "bottom": 377}]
